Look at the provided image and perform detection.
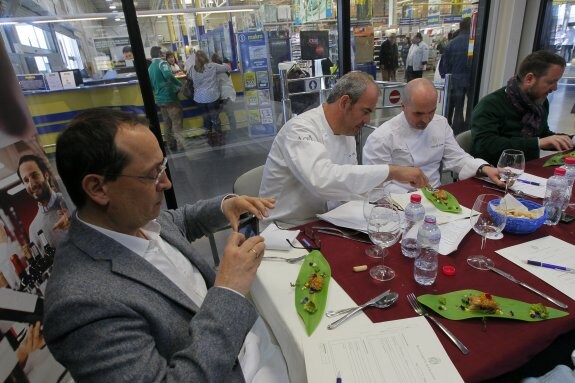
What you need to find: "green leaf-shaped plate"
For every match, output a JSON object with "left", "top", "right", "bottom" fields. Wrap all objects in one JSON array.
[
  {"left": 421, "top": 188, "right": 462, "bottom": 214},
  {"left": 543, "top": 151, "right": 575, "bottom": 167},
  {"left": 294, "top": 250, "right": 331, "bottom": 335},
  {"left": 418, "top": 289, "right": 568, "bottom": 321}
]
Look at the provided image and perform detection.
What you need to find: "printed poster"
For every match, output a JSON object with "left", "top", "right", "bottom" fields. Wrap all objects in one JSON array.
[
  {"left": 237, "top": 32, "right": 276, "bottom": 137},
  {"left": 0, "top": 34, "right": 72, "bottom": 383}
]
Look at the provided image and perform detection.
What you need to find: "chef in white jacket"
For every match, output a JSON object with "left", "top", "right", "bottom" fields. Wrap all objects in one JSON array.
[
  {"left": 259, "top": 71, "right": 428, "bottom": 228},
  {"left": 363, "top": 78, "right": 502, "bottom": 194}
]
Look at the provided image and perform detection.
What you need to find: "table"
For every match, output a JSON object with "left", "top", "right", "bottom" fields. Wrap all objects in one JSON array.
[{"left": 251, "top": 155, "right": 575, "bottom": 383}]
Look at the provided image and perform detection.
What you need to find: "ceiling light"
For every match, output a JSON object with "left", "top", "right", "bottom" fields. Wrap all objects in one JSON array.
[
  {"left": 109, "top": 5, "right": 116, "bottom": 9},
  {"left": 7, "top": 184, "right": 25, "bottom": 196},
  {"left": 33, "top": 17, "right": 108, "bottom": 24},
  {"left": 0, "top": 174, "right": 20, "bottom": 189},
  {"left": 115, "top": 18, "right": 121, "bottom": 21}
]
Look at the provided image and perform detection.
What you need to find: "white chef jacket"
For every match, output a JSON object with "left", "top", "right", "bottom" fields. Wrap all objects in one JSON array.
[
  {"left": 363, "top": 112, "right": 486, "bottom": 194},
  {"left": 405, "top": 41, "right": 429, "bottom": 71},
  {"left": 259, "top": 105, "right": 390, "bottom": 227}
]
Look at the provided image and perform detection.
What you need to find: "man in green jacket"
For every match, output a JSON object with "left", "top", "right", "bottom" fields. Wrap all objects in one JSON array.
[
  {"left": 471, "top": 50, "right": 574, "bottom": 165},
  {"left": 148, "top": 46, "right": 184, "bottom": 151}
]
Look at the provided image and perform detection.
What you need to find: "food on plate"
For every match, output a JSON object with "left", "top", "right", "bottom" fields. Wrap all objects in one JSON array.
[
  {"left": 433, "top": 189, "right": 449, "bottom": 201},
  {"left": 461, "top": 292, "right": 501, "bottom": 314},
  {"left": 305, "top": 273, "right": 325, "bottom": 291},
  {"left": 529, "top": 303, "right": 549, "bottom": 319},
  {"left": 303, "top": 300, "right": 317, "bottom": 313}
]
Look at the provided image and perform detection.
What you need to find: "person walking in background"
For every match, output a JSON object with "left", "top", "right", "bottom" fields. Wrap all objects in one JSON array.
[
  {"left": 561, "top": 26, "right": 575, "bottom": 63},
  {"left": 191, "top": 50, "right": 230, "bottom": 147},
  {"left": 442, "top": 17, "right": 472, "bottom": 135},
  {"left": 379, "top": 34, "right": 399, "bottom": 81},
  {"left": 401, "top": 36, "right": 411, "bottom": 79},
  {"left": 212, "top": 53, "right": 237, "bottom": 135},
  {"left": 148, "top": 46, "right": 185, "bottom": 152},
  {"left": 405, "top": 32, "right": 429, "bottom": 82}
]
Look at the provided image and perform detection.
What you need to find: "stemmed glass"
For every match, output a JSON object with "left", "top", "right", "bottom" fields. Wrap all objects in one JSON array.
[
  {"left": 467, "top": 194, "right": 507, "bottom": 270},
  {"left": 367, "top": 200, "right": 402, "bottom": 281},
  {"left": 363, "top": 187, "right": 389, "bottom": 258},
  {"left": 497, "top": 149, "right": 525, "bottom": 195}
]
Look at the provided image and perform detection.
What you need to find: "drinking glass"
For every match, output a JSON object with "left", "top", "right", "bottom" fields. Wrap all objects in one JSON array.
[
  {"left": 467, "top": 194, "right": 507, "bottom": 270},
  {"left": 367, "top": 201, "right": 402, "bottom": 281},
  {"left": 497, "top": 149, "right": 525, "bottom": 195},
  {"left": 363, "top": 187, "right": 389, "bottom": 258}
]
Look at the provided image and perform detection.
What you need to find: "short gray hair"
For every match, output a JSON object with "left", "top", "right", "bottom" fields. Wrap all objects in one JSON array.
[{"left": 326, "top": 71, "right": 377, "bottom": 105}]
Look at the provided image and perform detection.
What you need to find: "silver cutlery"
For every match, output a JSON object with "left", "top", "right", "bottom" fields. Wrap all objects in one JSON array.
[
  {"left": 487, "top": 266, "right": 568, "bottom": 309},
  {"left": 262, "top": 254, "right": 307, "bottom": 264},
  {"left": 406, "top": 293, "right": 470, "bottom": 354},
  {"left": 325, "top": 291, "right": 399, "bottom": 317},
  {"left": 482, "top": 185, "right": 541, "bottom": 199},
  {"left": 327, "top": 290, "right": 391, "bottom": 330},
  {"left": 315, "top": 229, "right": 373, "bottom": 244},
  {"left": 311, "top": 226, "right": 361, "bottom": 236}
]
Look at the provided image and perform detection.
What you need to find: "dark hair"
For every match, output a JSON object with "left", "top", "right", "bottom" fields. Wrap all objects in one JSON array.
[
  {"left": 122, "top": 46, "right": 132, "bottom": 53},
  {"left": 17, "top": 154, "right": 51, "bottom": 182},
  {"left": 518, "top": 50, "right": 566, "bottom": 79},
  {"left": 150, "top": 46, "right": 162, "bottom": 58},
  {"left": 211, "top": 53, "right": 222, "bottom": 64},
  {"left": 55, "top": 108, "right": 148, "bottom": 208},
  {"left": 326, "top": 71, "right": 377, "bottom": 105},
  {"left": 459, "top": 17, "right": 471, "bottom": 31},
  {"left": 194, "top": 50, "right": 209, "bottom": 73},
  {"left": 165, "top": 51, "right": 175, "bottom": 60},
  {"left": 415, "top": 32, "right": 423, "bottom": 40}
]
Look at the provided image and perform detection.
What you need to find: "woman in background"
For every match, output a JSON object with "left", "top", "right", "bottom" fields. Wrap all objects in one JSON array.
[
  {"left": 166, "top": 51, "right": 183, "bottom": 75},
  {"left": 190, "top": 50, "right": 229, "bottom": 146}
]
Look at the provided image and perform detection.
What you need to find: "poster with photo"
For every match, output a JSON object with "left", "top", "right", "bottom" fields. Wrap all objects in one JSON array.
[
  {"left": 237, "top": 32, "right": 276, "bottom": 137},
  {"left": 0, "top": 35, "right": 72, "bottom": 383}
]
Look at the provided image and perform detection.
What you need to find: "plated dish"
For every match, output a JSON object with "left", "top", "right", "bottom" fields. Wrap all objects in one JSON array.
[
  {"left": 417, "top": 289, "right": 568, "bottom": 321},
  {"left": 421, "top": 187, "right": 462, "bottom": 214}
]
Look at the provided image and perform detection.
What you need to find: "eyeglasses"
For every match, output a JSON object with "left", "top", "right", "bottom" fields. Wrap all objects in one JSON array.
[
  {"left": 274, "top": 221, "right": 321, "bottom": 251},
  {"left": 117, "top": 157, "right": 168, "bottom": 185}
]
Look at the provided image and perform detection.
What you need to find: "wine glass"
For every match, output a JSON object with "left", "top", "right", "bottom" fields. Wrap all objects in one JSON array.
[
  {"left": 467, "top": 194, "right": 507, "bottom": 270},
  {"left": 367, "top": 201, "right": 402, "bottom": 281},
  {"left": 363, "top": 187, "right": 389, "bottom": 258},
  {"left": 497, "top": 149, "right": 525, "bottom": 195}
]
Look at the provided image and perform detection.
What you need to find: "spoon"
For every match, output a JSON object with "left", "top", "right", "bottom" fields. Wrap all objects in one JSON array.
[{"left": 325, "top": 291, "right": 399, "bottom": 318}]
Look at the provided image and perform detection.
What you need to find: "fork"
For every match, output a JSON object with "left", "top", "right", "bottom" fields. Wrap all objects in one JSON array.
[
  {"left": 311, "top": 226, "right": 360, "bottom": 236},
  {"left": 426, "top": 184, "right": 439, "bottom": 193},
  {"left": 406, "top": 293, "right": 470, "bottom": 354},
  {"left": 262, "top": 254, "right": 307, "bottom": 264}
]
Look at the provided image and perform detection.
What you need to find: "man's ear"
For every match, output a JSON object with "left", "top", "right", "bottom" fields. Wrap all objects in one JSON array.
[
  {"left": 523, "top": 72, "right": 536, "bottom": 86},
  {"left": 82, "top": 174, "right": 110, "bottom": 207}
]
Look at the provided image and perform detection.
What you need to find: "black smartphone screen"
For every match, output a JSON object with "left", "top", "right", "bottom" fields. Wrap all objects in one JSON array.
[{"left": 238, "top": 214, "right": 259, "bottom": 238}]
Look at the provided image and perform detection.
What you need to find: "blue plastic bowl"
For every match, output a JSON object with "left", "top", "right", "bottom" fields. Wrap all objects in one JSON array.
[{"left": 489, "top": 198, "right": 546, "bottom": 235}]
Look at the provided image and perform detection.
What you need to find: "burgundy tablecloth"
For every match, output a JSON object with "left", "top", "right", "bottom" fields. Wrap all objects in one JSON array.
[{"left": 301, "top": 155, "right": 575, "bottom": 382}]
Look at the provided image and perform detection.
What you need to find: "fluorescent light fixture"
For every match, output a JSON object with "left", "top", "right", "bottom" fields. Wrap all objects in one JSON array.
[
  {"left": 109, "top": 5, "right": 116, "bottom": 9},
  {"left": 115, "top": 18, "right": 121, "bottom": 21},
  {"left": 0, "top": 22, "right": 17, "bottom": 25},
  {"left": 33, "top": 17, "right": 107, "bottom": 24},
  {"left": 0, "top": 174, "right": 20, "bottom": 190},
  {"left": 7, "top": 184, "right": 25, "bottom": 196}
]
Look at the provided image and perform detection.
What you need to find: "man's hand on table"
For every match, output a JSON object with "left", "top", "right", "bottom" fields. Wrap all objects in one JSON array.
[
  {"left": 222, "top": 195, "right": 275, "bottom": 231},
  {"left": 215, "top": 232, "right": 265, "bottom": 296},
  {"left": 481, "top": 165, "right": 506, "bottom": 188},
  {"left": 540, "top": 135, "right": 574, "bottom": 152},
  {"left": 388, "top": 165, "right": 429, "bottom": 188}
]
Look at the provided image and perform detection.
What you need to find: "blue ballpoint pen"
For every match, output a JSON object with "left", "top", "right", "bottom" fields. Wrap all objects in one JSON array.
[
  {"left": 517, "top": 179, "right": 541, "bottom": 186},
  {"left": 527, "top": 260, "right": 575, "bottom": 273},
  {"left": 336, "top": 371, "right": 342, "bottom": 383}
]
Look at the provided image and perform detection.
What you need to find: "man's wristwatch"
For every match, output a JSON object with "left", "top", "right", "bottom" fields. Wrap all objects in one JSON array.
[{"left": 476, "top": 164, "right": 492, "bottom": 177}]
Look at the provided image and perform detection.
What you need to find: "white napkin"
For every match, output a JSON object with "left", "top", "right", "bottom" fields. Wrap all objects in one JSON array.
[
  {"left": 500, "top": 194, "right": 545, "bottom": 218},
  {"left": 260, "top": 223, "right": 300, "bottom": 251}
]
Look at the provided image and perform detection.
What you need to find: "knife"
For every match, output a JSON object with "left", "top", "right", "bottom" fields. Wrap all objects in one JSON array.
[
  {"left": 482, "top": 185, "right": 541, "bottom": 199},
  {"left": 488, "top": 266, "right": 568, "bottom": 309},
  {"left": 328, "top": 289, "right": 391, "bottom": 330},
  {"left": 315, "top": 229, "right": 373, "bottom": 244}
]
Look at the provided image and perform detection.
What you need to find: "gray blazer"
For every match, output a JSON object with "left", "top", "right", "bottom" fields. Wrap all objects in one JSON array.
[{"left": 43, "top": 196, "right": 257, "bottom": 382}]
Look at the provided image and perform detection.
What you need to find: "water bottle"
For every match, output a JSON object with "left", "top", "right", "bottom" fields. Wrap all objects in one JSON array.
[
  {"left": 544, "top": 167, "right": 568, "bottom": 226},
  {"left": 560, "top": 156, "right": 575, "bottom": 201},
  {"left": 401, "top": 194, "right": 425, "bottom": 258},
  {"left": 414, "top": 215, "right": 441, "bottom": 286}
]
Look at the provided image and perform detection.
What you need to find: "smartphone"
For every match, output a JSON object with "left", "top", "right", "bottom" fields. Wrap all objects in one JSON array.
[
  {"left": 238, "top": 214, "right": 259, "bottom": 238},
  {"left": 561, "top": 213, "right": 575, "bottom": 224}
]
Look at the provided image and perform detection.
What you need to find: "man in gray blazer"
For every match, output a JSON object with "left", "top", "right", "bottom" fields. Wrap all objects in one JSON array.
[{"left": 43, "top": 109, "right": 288, "bottom": 382}]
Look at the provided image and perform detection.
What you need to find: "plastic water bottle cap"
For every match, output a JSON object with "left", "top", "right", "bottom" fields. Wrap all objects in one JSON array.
[
  {"left": 442, "top": 265, "right": 456, "bottom": 276},
  {"left": 410, "top": 194, "right": 422, "bottom": 203},
  {"left": 554, "top": 167, "right": 567, "bottom": 176},
  {"left": 565, "top": 157, "right": 575, "bottom": 165}
]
